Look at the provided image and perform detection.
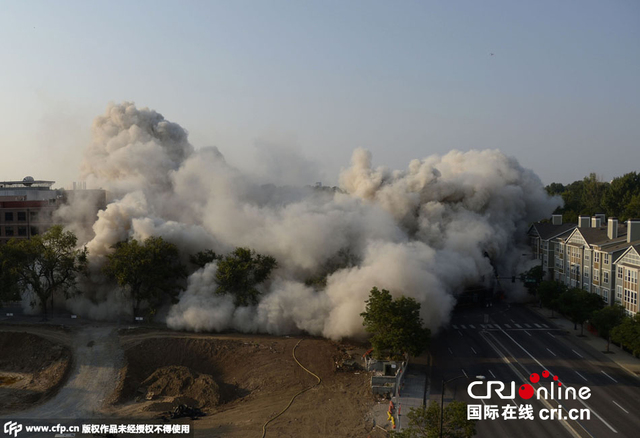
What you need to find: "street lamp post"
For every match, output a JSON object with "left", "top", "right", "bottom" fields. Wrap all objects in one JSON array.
[{"left": 440, "top": 375, "right": 484, "bottom": 438}]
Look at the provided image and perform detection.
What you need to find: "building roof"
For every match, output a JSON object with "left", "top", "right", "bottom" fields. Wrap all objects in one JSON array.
[
  {"left": 528, "top": 222, "right": 577, "bottom": 240},
  {"left": 577, "top": 223, "right": 628, "bottom": 246}
]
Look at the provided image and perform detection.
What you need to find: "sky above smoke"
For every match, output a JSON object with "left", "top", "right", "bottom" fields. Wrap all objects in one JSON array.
[{"left": 60, "top": 102, "right": 560, "bottom": 339}]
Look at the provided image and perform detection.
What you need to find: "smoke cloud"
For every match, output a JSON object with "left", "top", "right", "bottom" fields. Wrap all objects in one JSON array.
[{"left": 60, "top": 102, "right": 561, "bottom": 339}]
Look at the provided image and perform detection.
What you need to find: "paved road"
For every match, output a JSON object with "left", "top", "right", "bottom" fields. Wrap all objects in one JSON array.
[{"left": 428, "top": 301, "right": 640, "bottom": 438}]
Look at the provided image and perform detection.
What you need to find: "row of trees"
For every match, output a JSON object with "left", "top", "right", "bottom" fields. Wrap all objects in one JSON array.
[
  {"left": 537, "top": 280, "right": 629, "bottom": 352},
  {"left": 546, "top": 171, "right": 640, "bottom": 223},
  {"left": 0, "top": 225, "right": 277, "bottom": 319}
]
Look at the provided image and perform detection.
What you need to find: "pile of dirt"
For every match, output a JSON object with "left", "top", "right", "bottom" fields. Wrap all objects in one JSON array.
[
  {"left": 140, "top": 365, "right": 222, "bottom": 408},
  {"left": 0, "top": 331, "right": 71, "bottom": 413}
]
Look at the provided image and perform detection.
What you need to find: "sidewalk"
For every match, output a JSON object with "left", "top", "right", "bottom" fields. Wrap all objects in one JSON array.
[{"left": 528, "top": 304, "right": 640, "bottom": 377}]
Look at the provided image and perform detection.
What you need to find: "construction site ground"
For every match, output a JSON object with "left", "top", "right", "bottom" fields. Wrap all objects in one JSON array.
[{"left": 0, "top": 322, "right": 386, "bottom": 437}]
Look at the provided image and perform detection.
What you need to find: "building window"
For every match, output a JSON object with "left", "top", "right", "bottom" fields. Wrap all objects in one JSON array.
[
  {"left": 627, "top": 269, "right": 632, "bottom": 284},
  {"left": 5, "top": 227, "right": 14, "bottom": 236},
  {"left": 594, "top": 286, "right": 600, "bottom": 296},
  {"left": 594, "top": 252, "right": 600, "bottom": 263},
  {"left": 30, "top": 211, "right": 38, "bottom": 221},
  {"left": 30, "top": 227, "right": 38, "bottom": 236},
  {"left": 624, "top": 290, "right": 638, "bottom": 306},
  {"left": 4, "top": 212, "right": 13, "bottom": 222},
  {"left": 604, "top": 253, "right": 609, "bottom": 265},
  {"left": 594, "top": 269, "right": 599, "bottom": 282},
  {"left": 618, "top": 266, "right": 624, "bottom": 280},
  {"left": 603, "top": 289, "right": 609, "bottom": 303},
  {"left": 604, "top": 271, "right": 609, "bottom": 284},
  {"left": 584, "top": 266, "right": 590, "bottom": 278},
  {"left": 617, "top": 285, "right": 623, "bottom": 301},
  {"left": 17, "top": 226, "right": 27, "bottom": 236},
  {"left": 585, "top": 252, "right": 590, "bottom": 261},
  {"left": 17, "top": 211, "right": 26, "bottom": 221}
]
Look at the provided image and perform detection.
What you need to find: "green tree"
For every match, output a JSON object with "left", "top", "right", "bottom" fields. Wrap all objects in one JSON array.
[
  {"left": 602, "top": 172, "right": 640, "bottom": 221},
  {"left": 590, "top": 304, "right": 626, "bottom": 353},
  {"left": 537, "top": 281, "right": 567, "bottom": 317},
  {"left": 189, "top": 249, "right": 219, "bottom": 268},
  {"left": 520, "top": 265, "right": 544, "bottom": 295},
  {"left": 215, "top": 247, "right": 277, "bottom": 306},
  {"left": 361, "top": 287, "right": 431, "bottom": 358},
  {"left": 104, "top": 236, "right": 186, "bottom": 319},
  {"left": 557, "top": 288, "right": 604, "bottom": 335},
  {"left": 394, "top": 401, "right": 477, "bottom": 438},
  {"left": 5, "top": 225, "right": 87, "bottom": 319},
  {"left": 0, "top": 245, "right": 21, "bottom": 305},
  {"left": 611, "top": 314, "right": 640, "bottom": 357}
]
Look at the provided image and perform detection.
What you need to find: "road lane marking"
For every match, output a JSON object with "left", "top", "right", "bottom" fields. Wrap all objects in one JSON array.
[
  {"left": 524, "top": 330, "right": 532, "bottom": 337},
  {"left": 534, "top": 323, "right": 542, "bottom": 328},
  {"left": 546, "top": 348, "right": 557, "bottom": 357},
  {"left": 602, "top": 371, "right": 618, "bottom": 383},
  {"left": 524, "top": 323, "right": 531, "bottom": 328},
  {"left": 458, "top": 330, "right": 463, "bottom": 337},
  {"left": 547, "top": 332, "right": 555, "bottom": 338},
  {"left": 504, "top": 324, "right": 511, "bottom": 329},
  {"left": 575, "top": 371, "right": 588, "bottom": 381},
  {"left": 453, "top": 325, "right": 459, "bottom": 329},
  {"left": 462, "top": 368, "right": 468, "bottom": 378},
  {"left": 515, "top": 324, "right": 522, "bottom": 328},
  {"left": 496, "top": 327, "right": 618, "bottom": 434},
  {"left": 480, "top": 324, "right": 486, "bottom": 328},
  {"left": 469, "top": 324, "right": 475, "bottom": 329},
  {"left": 448, "top": 348, "right": 453, "bottom": 355},
  {"left": 572, "top": 349, "right": 584, "bottom": 358},
  {"left": 461, "top": 325, "right": 467, "bottom": 329},
  {"left": 511, "top": 318, "right": 516, "bottom": 323},
  {"left": 612, "top": 400, "right": 629, "bottom": 414},
  {"left": 542, "top": 324, "right": 549, "bottom": 328},
  {"left": 471, "top": 347, "right": 478, "bottom": 355},
  {"left": 489, "top": 370, "right": 496, "bottom": 378}
]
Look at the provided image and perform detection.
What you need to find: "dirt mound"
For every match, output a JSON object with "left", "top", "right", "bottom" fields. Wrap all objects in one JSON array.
[
  {"left": 0, "top": 331, "right": 71, "bottom": 413},
  {"left": 140, "top": 365, "right": 222, "bottom": 408}
]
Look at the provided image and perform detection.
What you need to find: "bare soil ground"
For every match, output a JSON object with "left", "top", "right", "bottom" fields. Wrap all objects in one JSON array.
[
  {"left": 0, "top": 332, "right": 72, "bottom": 414},
  {"left": 110, "top": 330, "right": 379, "bottom": 437}
]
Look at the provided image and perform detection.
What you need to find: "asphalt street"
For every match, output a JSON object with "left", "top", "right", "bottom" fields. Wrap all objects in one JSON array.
[{"left": 427, "top": 301, "right": 640, "bottom": 438}]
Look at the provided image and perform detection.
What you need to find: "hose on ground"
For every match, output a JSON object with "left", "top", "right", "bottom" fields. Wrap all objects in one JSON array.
[{"left": 260, "top": 339, "right": 322, "bottom": 438}]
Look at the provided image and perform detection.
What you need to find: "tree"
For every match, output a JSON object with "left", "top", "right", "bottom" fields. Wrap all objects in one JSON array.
[
  {"left": 0, "top": 245, "right": 21, "bottom": 306},
  {"left": 215, "top": 247, "right": 277, "bottom": 306},
  {"left": 361, "top": 287, "right": 431, "bottom": 358},
  {"left": 394, "top": 401, "right": 477, "bottom": 438},
  {"left": 590, "top": 304, "right": 626, "bottom": 353},
  {"left": 189, "top": 249, "right": 219, "bottom": 269},
  {"left": 520, "top": 265, "right": 543, "bottom": 295},
  {"left": 611, "top": 314, "right": 640, "bottom": 357},
  {"left": 557, "top": 288, "right": 604, "bottom": 336},
  {"left": 5, "top": 225, "right": 87, "bottom": 319},
  {"left": 537, "top": 281, "right": 567, "bottom": 317},
  {"left": 104, "top": 236, "right": 186, "bottom": 318}
]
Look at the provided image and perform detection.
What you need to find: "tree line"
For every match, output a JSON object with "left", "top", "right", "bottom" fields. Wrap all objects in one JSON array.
[
  {"left": 546, "top": 171, "right": 640, "bottom": 223},
  {"left": 0, "top": 225, "right": 277, "bottom": 320},
  {"left": 537, "top": 280, "right": 637, "bottom": 354}
]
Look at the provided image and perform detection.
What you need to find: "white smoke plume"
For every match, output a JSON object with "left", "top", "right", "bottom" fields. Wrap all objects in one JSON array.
[{"left": 61, "top": 102, "right": 561, "bottom": 339}]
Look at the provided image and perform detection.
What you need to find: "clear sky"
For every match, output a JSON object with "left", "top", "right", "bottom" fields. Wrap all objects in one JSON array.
[{"left": 1, "top": 0, "right": 638, "bottom": 188}]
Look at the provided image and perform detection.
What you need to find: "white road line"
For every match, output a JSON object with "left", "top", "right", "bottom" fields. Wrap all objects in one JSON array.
[
  {"left": 572, "top": 349, "right": 584, "bottom": 358},
  {"left": 461, "top": 324, "right": 467, "bottom": 329},
  {"left": 504, "top": 324, "right": 511, "bottom": 329},
  {"left": 469, "top": 324, "right": 475, "bottom": 329},
  {"left": 494, "top": 324, "right": 501, "bottom": 329},
  {"left": 471, "top": 347, "right": 477, "bottom": 355},
  {"left": 602, "top": 371, "right": 618, "bottom": 383},
  {"left": 489, "top": 370, "right": 496, "bottom": 378},
  {"left": 497, "top": 327, "right": 618, "bottom": 434},
  {"left": 515, "top": 324, "right": 522, "bottom": 328},
  {"left": 524, "top": 323, "right": 531, "bottom": 328},
  {"left": 542, "top": 324, "right": 549, "bottom": 328},
  {"left": 448, "top": 348, "right": 453, "bottom": 355},
  {"left": 612, "top": 400, "right": 629, "bottom": 414},
  {"left": 575, "top": 371, "right": 588, "bottom": 381},
  {"left": 534, "top": 323, "right": 542, "bottom": 328},
  {"left": 546, "top": 348, "right": 557, "bottom": 357},
  {"left": 480, "top": 324, "right": 486, "bottom": 328},
  {"left": 462, "top": 368, "right": 468, "bottom": 378},
  {"left": 453, "top": 325, "right": 459, "bottom": 329},
  {"left": 524, "top": 330, "right": 532, "bottom": 337},
  {"left": 547, "top": 332, "right": 555, "bottom": 338},
  {"left": 458, "top": 330, "right": 463, "bottom": 337}
]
